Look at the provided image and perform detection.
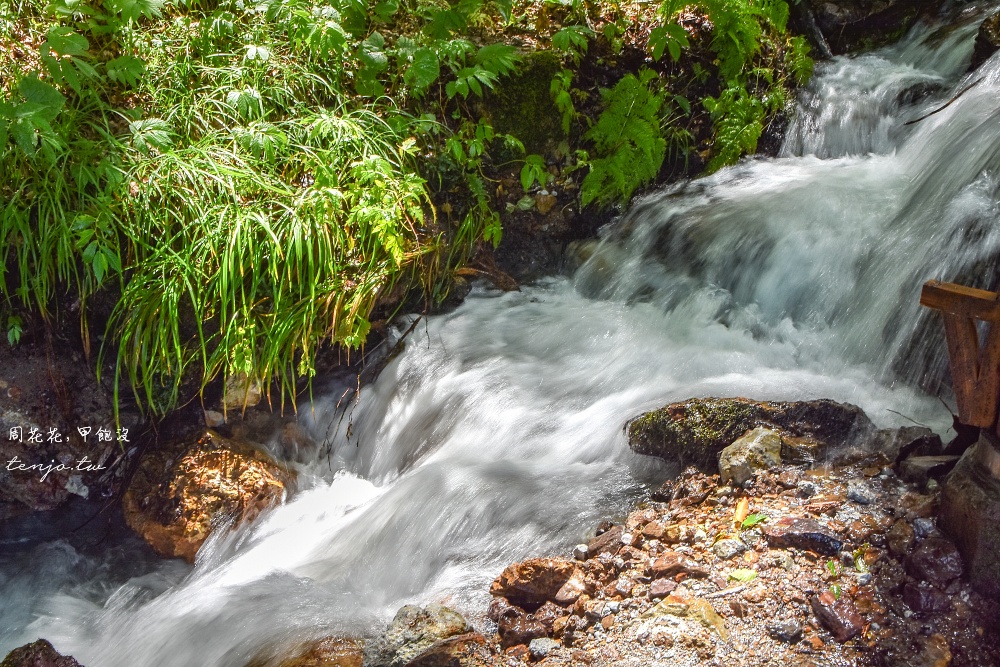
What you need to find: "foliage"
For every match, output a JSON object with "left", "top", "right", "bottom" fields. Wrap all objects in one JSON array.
[
  {"left": 581, "top": 71, "right": 666, "bottom": 208},
  {"left": 0, "top": 0, "right": 521, "bottom": 414}
]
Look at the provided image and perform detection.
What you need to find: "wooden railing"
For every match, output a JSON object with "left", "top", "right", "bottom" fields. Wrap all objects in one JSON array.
[{"left": 920, "top": 280, "right": 1000, "bottom": 432}]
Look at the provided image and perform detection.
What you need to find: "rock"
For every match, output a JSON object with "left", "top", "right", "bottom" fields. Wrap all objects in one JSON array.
[
  {"left": 797, "top": 480, "right": 820, "bottom": 498},
  {"left": 970, "top": 11, "right": 1000, "bottom": 72},
  {"left": 1, "top": 640, "right": 83, "bottom": 667},
  {"left": 940, "top": 435, "right": 1000, "bottom": 596},
  {"left": 553, "top": 569, "right": 592, "bottom": 605},
  {"left": 874, "top": 426, "right": 941, "bottom": 462},
  {"left": 123, "top": 430, "right": 288, "bottom": 562},
  {"left": 204, "top": 410, "right": 226, "bottom": 428},
  {"left": 535, "top": 194, "right": 557, "bottom": 216},
  {"left": 532, "top": 602, "right": 568, "bottom": 633},
  {"left": 899, "top": 456, "right": 959, "bottom": 486},
  {"left": 902, "top": 582, "right": 952, "bottom": 613},
  {"left": 527, "top": 638, "right": 559, "bottom": 661},
  {"left": 648, "top": 578, "right": 677, "bottom": 599},
  {"left": 768, "top": 618, "right": 803, "bottom": 643},
  {"left": 805, "top": 0, "right": 944, "bottom": 54},
  {"left": 586, "top": 526, "right": 623, "bottom": 558},
  {"left": 404, "top": 633, "right": 491, "bottom": 667},
  {"left": 912, "top": 517, "right": 935, "bottom": 539},
  {"left": 362, "top": 604, "right": 472, "bottom": 667},
  {"left": 915, "top": 633, "right": 952, "bottom": 667},
  {"left": 719, "top": 427, "right": 783, "bottom": 487},
  {"left": 712, "top": 539, "right": 747, "bottom": 560},
  {"left": 763, "top": 517, "right": 844, "bottom": 556},
  {"left": 886, "top": 520, "right": 915, "bottom": 558},
  {"left": 264, "top": 637, "right": 363, "bottom": 667},
  {"left": 627, "top": 397, "right": 874, "bottom": 473},
  {"left": 648, "top": 551, "right": 709, "bottom": 579},
  {"left": 497, "top": 614, "right": 548, "bottom": 649},
  {"left": 490, "top": 558, "right": 580, "bottom": 610},
  {"left": 572, "top": 544, "right": 588, "bottom": 561},
  {"left": 222, "top": 372, "right": 263, "bottom": 410},
  {"left": 687, "top": 599, "right": 728, "bottom": 640},
  {"left": 810, "top": 591, "right": 864, "bottom": 643},
  {"left": 846, "top": 480, "right": 877, "bottom": 505},
  {"left": 906, "top": 538, "right": 963, "bottom": 584}
]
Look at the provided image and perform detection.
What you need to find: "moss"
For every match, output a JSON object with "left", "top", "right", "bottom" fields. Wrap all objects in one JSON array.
[
  {"left": 482, "top": 49, "right": 564, "bottom": 157},
  {"left": 627, "top": 397, "right": 765, "bottom": 470}
]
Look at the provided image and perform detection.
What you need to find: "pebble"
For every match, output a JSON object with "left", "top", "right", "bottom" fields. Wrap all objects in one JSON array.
[
  {"left": 912, "top": 517, "right": 935, "bottom": 538},
  {"left": 763, "top": 517, "right": 844, "bottom": 556},
  {"left": 847, "top": 480, "right": 877, "bottom": 505},
  {"left": 768, "top": 618, "right": 803, "bottom": 643},
  {"left": 528, "top": 637, "right": 560, "bottom": 660},
  {"left": 810, "top": 591, "right": 864, "bottom": 642},
  {"left": 797, "top": 480, "right": 820, "bottom": 498},
  {"left": 573, "top": 544, "right": 589, "bottom": 561},
  {"left": 713, "top": 539, "right": 747, "bottom": 560}
]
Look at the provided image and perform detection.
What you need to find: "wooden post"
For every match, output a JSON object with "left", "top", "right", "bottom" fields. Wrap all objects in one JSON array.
[{"left": 920, "top": 280, "right": 1000, "bottom": 432}]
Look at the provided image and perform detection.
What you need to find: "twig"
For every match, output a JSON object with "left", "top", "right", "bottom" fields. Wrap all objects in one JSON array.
[
  {"left": 886, "top": 409, "right": 928, "bottom": 428},
  {"left": 703, "top": 585, "right": 747, "bottom": 599},
  {"left": 903, "top": 78, "right": 983, "bottom": 126}
]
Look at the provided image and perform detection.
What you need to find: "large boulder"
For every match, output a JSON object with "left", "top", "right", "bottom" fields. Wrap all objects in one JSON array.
[
  {"left": 970, "top": 11, "right": 1000, "bottom": 72},
  {"left": 123, "top": 430, "right": 288, "bottom": 562},
  {"left": 626, "top": 397, "right": 875, "bottom": 472},
  {"left": 362, "top": 605, "right": 474, "bottom": 667},
  {"left": 803, "top": 0, "right": 948, "bottom": 54},
  {"left": 1, "top": 640, "right": 83, "bottom": 667}
]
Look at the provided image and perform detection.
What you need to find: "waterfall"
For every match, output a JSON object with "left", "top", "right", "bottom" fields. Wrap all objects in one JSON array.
[{"left": 4, "top": 6, "right": 1000, "bottom": 666}]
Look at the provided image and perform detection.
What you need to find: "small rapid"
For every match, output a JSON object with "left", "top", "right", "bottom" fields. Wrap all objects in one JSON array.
[{"left": 5, "top": 5, "right": 1000, "bottom": 666}]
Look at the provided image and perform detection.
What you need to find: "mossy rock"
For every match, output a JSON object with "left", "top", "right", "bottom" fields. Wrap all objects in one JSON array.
[
  {"left": 482, "top": 50, "right": 563, "bottom": 157},
  {"left": 626, "top": 397, "right": 876, "bottom": 472}
]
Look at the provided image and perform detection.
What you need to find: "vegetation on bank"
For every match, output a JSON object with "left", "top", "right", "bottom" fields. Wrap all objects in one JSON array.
[{"left": 0, "top": 0, "right": 813, "bottom": 415}]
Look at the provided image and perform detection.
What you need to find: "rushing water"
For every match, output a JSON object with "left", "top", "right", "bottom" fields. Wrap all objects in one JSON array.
[{"left": 5, "top": 5, "right": 1000, "bottom": 665}]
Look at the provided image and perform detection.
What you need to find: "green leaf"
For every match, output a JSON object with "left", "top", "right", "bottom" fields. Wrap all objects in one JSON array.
[
  {"left": 129, "top": 117, "right": 174, "bottom": 154},
  {"left": 741, "top": 513, "right": 767, "bottom": 529},
  {"left": 404, "top": 48, "right": 440, "bottom": 95},
  {"left": 728, "top": 569, "right": 757, "bottom": 583},
  {"left": 18, "top": 77, "right": 65, "bottom": 121},
  {"left": 475, "top": 43, "right": 519, "bottom": 76},
  {"left": 830, "top": 583, "right": 842, "bottom": 599},
  {"left": 46, "top": 26, "right": 89, "bottom": 57},
  {"left": 105, "top": 55, "right": 145, "bottom": 86},
  {"left": 358, "top": 31, "right": 388, "bottom": 72}
]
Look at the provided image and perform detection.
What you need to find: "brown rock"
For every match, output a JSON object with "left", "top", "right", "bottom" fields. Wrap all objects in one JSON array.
[
  {"left": 906, "top": 538, "right": 963, "bottom": 584},
  {"left": 648, "top": 551, "right": 709, "bottom": 579},
  {"left": 405, "top": 633, "right": 490, "bottom": 667},
  {"left": 763, "top": 517, "right": 844, "bottom": 556},
  {"left": 914, "top": 634, "right": 952, "bottom": 667},
  {"left": 971, "top": 11, "right": 1000, "bottom": 72},
  {"left": 649, "top": 578, "right": 677, "bottom": 599},
  {"left": 532, "top": 602, "right": 568, "bottom": 633},
  {"left": 902, "top": 583, "right": 951, "bottom": 613},
  {"left": 266, "top": 638, "right": 363, "bottom": 667},
  {"left": 553, "top": 569, "right": 592, "bottom": 605},
  {"left": 490, "top": 558, "right": 578, "bottom": 610},
  {"left": 641, "top": 521, "right": 668, "bottom": 540},
  {"left": 887, "top": 520, "right": 915, "bottom": 557},
  {"left": 585, "top": 525, "right": 623, "bottom": 558},
  {"left": 535, "top": 194, "right": 557, "bottom": 216},
  {"left": 497, "top": 615, "right": 548, "bottom": 649},
  {"left": 123, "top": 431, "right": 288, "bottom": 562},
  {"left": 810, "top": 591, "right": 864, "bottom": 643},
  {"left": 1, "top": 640, "right": 83, "bottom": 667}
]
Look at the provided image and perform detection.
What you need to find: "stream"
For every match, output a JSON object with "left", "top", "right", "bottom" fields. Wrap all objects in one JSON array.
[{"left": 4, "top": 4, "right": 1000, "bottom": 665}]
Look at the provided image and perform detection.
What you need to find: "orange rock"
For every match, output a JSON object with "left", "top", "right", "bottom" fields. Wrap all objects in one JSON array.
[
  {"left": 123, "top": 431, "right": 288, "bottom": 562},
  {"left": 490, "top": 557, "right": 580, "bottom": 610}
]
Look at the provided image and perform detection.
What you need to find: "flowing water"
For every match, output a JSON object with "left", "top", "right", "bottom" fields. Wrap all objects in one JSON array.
[{"left": 5, "top": 5, "right": 1000, "bottom": 665}]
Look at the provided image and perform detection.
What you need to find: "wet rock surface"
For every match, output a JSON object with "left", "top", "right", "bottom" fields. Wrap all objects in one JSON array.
[
  {"left": 1, "top": 640, "right": 83, "bottom": 667},
  {"left": 123, "top": 430, "right": 288, "bottom": 562},
  {"left": 627, "top": 397, "right": 874, "bottom": 472},
  {"left": 363, "top": 604, "right": 473, "bottom": 667}
]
